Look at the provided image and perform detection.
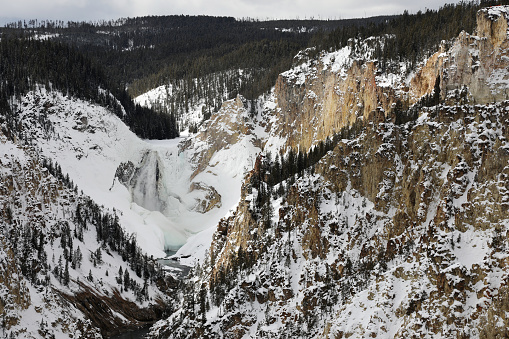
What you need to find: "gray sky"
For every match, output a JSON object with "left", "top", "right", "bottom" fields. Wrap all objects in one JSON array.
[{"left": 1, "top": 0, "right": 462, "bottom": 25}]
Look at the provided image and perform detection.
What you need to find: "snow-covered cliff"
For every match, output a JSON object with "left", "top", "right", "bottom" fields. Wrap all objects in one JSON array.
[{"left": 148, "top": 6, "right": 509, "bottom": 338}]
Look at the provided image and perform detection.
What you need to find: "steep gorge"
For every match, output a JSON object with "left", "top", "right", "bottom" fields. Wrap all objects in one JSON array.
[{"left": 149, "top": 6, "right": 509, "bottom": 338}]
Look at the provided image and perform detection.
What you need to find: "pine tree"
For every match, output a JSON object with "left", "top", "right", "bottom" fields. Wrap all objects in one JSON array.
[
  {"left": 95, "top": 247, "right": 102, "bottom": 264},
  {"left": 117, "top": 266, "right": 123, "bottom": 285},
  {"left": 199, "top": 287, "right": 207, "bottom": 323},
  {"left": 124, "top": 269, "right": 130, "bottom": 291},
  {"left": 57, "top": 255, "right": 63, "bottom": 283},
  {"left": 63, "top": 259, "right": 70, "bottom": 286},
  {"left": 72, "top": 246, "right": 82, "bottom": 269}
]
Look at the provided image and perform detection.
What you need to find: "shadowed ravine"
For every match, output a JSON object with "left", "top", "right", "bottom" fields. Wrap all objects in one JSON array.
[{"left": 110, "top": 250, "right": 191, "bottom": 338}]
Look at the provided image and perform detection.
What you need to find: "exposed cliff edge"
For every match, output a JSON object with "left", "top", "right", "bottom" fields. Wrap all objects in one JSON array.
[
  {"left": 149, "top": 6, "right": 509, "bottom": 338},
  {"left": 272, "top": 40, "right": 400, "bottom": 152},
  {"left": 264, "top": 6, "right": 509, "bottom": 153},
  {"left": 412, "top": 5, "right": 509, "bottom": 104}
]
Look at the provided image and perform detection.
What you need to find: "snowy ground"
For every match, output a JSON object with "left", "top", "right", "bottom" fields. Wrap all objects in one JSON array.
[
  {"left": 13, "top": 88, "right": 265, "bottom": 261},
  {"left": 0, "top": 131, "right": 166, "bottom": 338}
]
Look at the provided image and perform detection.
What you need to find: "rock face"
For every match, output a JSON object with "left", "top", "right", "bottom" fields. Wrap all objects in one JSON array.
[
  {"left": 0, "top": 234, "right": 31, "bottom": 329},
  {"left": 115, "top": 161, "right": 136, "bottom": 187},
  {"left": 272, "top": 42, "right": 400, "bottom": 151},
  {"left": 413, "top": 6, "right": 509, "bottom": 104},
  {"left": 149, "top": 6, "right": 509, "bottom": 339},
  {"left": 156, "top": 98, "right": 509, "bottom": 339},
  {"left": 266, "top": 6, "right": 509, "bottom": 154}
]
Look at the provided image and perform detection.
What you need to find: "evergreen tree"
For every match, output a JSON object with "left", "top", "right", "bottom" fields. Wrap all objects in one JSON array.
[
  {"left": 124, "top": 269, "right": 130, "bottom": 291},
  {"left": 63, "top": 259, "right": 70, "bottom": 286},
  {"left": 199, "top": 287, "right": 207, "bottom": 323},
  {"left": 117, "top": 266, "right": 123, "bottom": 285}
]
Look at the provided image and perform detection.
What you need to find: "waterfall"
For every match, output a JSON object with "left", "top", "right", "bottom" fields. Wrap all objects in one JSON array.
[{"left": 131, "top": 151, "right": 165, "bottom": 212}]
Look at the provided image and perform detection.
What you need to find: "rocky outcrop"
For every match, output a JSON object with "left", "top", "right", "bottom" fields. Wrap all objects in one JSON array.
[
  {"left": 273, "top": 49, "right": 399, "bottom": 151},
  {"left": 189, "top": 182, "right": 221, "bottom": 213},
  {"left": 172, "top": 98, "right": 509, "bottom": 339},
  {"left": 413, "top": 6, "right": 509, "bottom": 105},
  {"left": 115, "top": 161, "right": 136, "bottom": 186},
  {"left": 0, "top": 235, "right": 31, "bottom": 329},
  {"left": 169, "top": 94, "right": 262, "bottom": 217},
  {"left": 61, "top": 283, "right": 169, "bottom": 337}
]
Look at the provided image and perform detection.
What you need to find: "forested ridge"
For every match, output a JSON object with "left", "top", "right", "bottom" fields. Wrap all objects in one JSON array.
[
  {"left": 0, "top": 37, "right": 179, "bottom": 139},
  {"left": 1, "top": 15, "right": 392, "bottom": 96}
]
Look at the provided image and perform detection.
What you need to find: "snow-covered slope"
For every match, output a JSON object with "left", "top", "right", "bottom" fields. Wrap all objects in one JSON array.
[
  {"left": 11, "top": 88, "right": 266, "bottom": 261},
  {"left": 0, "top": 132, "right": 168, "bottom": 338}
]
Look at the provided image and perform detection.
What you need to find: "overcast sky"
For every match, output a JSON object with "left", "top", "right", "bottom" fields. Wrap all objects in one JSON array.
[{"left": 1, "top": 0, "right": 462, "bottom": 25}]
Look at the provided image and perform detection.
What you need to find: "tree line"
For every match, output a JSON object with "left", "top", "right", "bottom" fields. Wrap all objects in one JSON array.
[
  {"left": 310, "top": 0, "right": 509, "bottom": 70},
  {"left": 0, "top": 36, "right": 178, "bottom": 139}
]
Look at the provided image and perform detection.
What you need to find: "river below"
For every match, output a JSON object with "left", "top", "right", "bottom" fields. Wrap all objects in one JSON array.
[
  {"left": 157, "top": 250, "right": 192, "bottom": 279},
  {"left": 109, "top": 326, "right": 151, "bottom": 339},
  {"left": 108, "top": 250, "right": 191, "bottom": 339}
]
